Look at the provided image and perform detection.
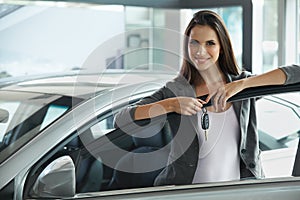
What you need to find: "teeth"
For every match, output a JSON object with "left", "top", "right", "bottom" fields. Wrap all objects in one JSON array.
[{"left": 196, "top": 58, "right": 207, "bottom": 62}]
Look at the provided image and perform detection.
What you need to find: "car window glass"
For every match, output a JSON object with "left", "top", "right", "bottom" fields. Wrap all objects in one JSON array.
[
  {"left": 275, "top": 92, "right": 300, "bottom": 106},
  {"left": 256, "top": 93, "right": 300, "bottom": 178},
  {"left": 90, "top": 115, "right": 115, "bottom": 139},
  {"left": 257, "top": 96, "right": 300, "bottom": 149},
  {"left": 0, "top": 101, "right": 19, "bottom": 142},
  {"left": 0, "top": 93, "right": 76, "bottom": 163},
  {"left": 40, "top": 105, "right": 69, "bottom": 130}
]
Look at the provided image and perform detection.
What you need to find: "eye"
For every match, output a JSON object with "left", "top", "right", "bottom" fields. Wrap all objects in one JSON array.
[
  {"left": 189, "top": 39, "right": 199, "bottom": 46},
  {"left": 206, "top": 41, "right": 215, "bottom": 46}
]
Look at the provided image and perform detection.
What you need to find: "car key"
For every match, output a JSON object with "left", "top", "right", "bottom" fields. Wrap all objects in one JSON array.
[{"left": 201, "top": 108, "right": 209, "bottom": 141}]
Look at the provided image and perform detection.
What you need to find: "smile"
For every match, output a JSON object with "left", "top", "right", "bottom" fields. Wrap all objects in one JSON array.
[{"left": 194, "top": 57, "right": 210, "bottom": 64}]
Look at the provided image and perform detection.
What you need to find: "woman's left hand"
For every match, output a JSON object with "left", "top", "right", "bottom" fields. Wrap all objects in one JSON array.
[{"left": 206, "top": 79, "right": 245, "bottom": 111}]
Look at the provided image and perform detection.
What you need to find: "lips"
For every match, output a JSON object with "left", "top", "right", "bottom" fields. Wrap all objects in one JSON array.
[{"left": 194, "top": 57, "right": 210, "bottom": 64}]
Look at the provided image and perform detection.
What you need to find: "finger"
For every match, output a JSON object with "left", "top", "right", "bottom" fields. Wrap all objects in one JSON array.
[
  {"left": 204, "top": 94, "right": 213, "bottom": 104},
  {"left": 197, "top": 98, "right": 207, "bottom": 105},
  {"left": 186, "top": 107, "right": 197, "bottom": 115},
  {"left": 216, "top": 88, "right": 227, "bottom": 109},
  {"left": 219, "top": 94, "right": 226, "bottom": 111},
  {"left": 223, "top": 96, "right": 229, "bottom": 109},
  {"left": 193, "top": 99, "right": 205, "bottom": 111},
  {"left": 204, "top": 93, "right": 216, "bottom": 110},
  {"left": 180, "top": 100, "right": 197, "bottom": 115},
  {"left": 191, "top": 108, "right": 198, "bottom": 115},
  {"left": 179, "top": 106, "right": 191, "bottom": 115},
  {"left": 206, "top": 87, "right": 219, "bottom": 102},
  {"left": 220, "top": 94, "right": 229, "bottom": 110},
  {"left": 191, "top": 102, "right": 200, "bottom": 113},
  {"left": 212, "top": 93, "right": 221, "bottom": 112}
]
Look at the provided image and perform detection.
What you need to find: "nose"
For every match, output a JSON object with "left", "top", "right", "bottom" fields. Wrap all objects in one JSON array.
[{"left": 196, "top": 45, "right": 206, "bottom": 56}]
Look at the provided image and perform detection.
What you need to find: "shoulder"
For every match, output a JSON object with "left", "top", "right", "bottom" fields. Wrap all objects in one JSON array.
[
  {"left": 166, "top": 75, "right": 190, "bottom": 88},
  {"left": 164, "top": 75, "right": 195, "bottom": 97}
]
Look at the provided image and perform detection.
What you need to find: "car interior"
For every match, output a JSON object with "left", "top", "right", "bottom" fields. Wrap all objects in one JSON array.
[{"left": 22, "top": 111, "right": 173, "bottom": 198}]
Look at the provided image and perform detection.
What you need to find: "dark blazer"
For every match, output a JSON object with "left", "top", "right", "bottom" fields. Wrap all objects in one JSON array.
[{"left": 114, "top": 64, "right": 300, "bottom": 186}]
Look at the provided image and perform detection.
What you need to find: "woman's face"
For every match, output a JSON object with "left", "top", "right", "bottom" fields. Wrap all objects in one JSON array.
[{"left": 188, "top": 25, "right": 221, "bottom": 72}]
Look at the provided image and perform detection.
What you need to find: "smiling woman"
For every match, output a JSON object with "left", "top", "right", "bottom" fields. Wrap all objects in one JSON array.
[{"left": 114, "top": 9, "right": 300, "bottom": 187}]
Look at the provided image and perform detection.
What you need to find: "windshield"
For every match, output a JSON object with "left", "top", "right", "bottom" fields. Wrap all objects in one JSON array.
[{"left": 0, "top": 91, "right": 81, "bottom": 163}]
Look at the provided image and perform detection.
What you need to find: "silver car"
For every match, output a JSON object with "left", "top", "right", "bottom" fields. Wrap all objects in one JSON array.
[{"left": 0, "top": 71, "right": 300, "bottom": 200}]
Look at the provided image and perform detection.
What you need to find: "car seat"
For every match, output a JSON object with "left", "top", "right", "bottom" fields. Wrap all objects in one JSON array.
[{"left": 108, "top": 121, "right": 172, "bottom": 190}]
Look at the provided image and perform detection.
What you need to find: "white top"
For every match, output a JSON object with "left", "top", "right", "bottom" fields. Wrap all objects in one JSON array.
[{"left": 192, "top": 106, "right": 241, "bottom": 184}]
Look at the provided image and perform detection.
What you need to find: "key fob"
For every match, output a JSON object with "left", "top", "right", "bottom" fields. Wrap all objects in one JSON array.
[{"left": 201, "top": 112, "right": 209, "bottom": 130}]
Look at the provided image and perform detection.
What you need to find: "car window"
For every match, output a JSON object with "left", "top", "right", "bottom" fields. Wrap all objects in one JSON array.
[
  {"left": 257, "top": 96, "right": 299, "bottom": 148},
  {"left": 40, "top": 104, "right": 69, "bottom": 130},
  {"left": 0, "top": 101, "right": 19, "bottom": 141},
  {"left": 0, "top": 93, "right": 80, "bottom": 163},
  {"left": 257, "top": 92, "right": 300, "bottom": 178},
  {"left": 90, "top": 115, "right": 115, "bottom": 139}
]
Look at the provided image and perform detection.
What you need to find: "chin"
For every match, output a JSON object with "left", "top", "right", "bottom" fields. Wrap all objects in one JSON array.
[{"left": 193, "top": 62, "right": 211, "bottom": 71}]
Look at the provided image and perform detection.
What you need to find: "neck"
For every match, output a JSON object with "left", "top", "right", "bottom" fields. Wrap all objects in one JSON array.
[{"left": 198, "top": 64, "right": 226, "bottom": 85}]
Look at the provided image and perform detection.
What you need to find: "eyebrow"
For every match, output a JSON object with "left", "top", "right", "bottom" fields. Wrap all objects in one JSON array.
[
  {"left": 189, "top": 38, "right": 216, "bottom": 43},
  {"left": 206, "top": 40, "right": 216, "bottom": 43}
]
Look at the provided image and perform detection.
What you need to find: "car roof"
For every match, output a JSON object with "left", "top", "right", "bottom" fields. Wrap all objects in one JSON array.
[{"left": 0, "top": 70, "right": 176, "bottom": 98}]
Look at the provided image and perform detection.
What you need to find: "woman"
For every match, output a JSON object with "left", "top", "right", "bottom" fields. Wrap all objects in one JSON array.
[{"left": 115, "top": 10, "right": 300, "bottom": 185}]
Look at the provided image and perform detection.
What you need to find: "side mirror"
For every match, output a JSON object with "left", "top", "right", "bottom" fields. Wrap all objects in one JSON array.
[
  {"left": 31, "top": 156, "right": 76, "bottom": 198},
  {"left": 0, "top": 108, "right": 9, "bottom": 123}
]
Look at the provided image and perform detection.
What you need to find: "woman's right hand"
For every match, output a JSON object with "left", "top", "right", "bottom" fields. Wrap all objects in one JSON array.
[
  {"left": 171, "top": 97, "right": 206, "bottom": 115},
  {"left": 134, "top": 96, "right": 206, "bottom": 120}
]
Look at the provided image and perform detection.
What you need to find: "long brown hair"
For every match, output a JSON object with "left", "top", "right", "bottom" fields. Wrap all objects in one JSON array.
[{"left": 180, "top": 10, "right": 240, "bottom": 84}]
